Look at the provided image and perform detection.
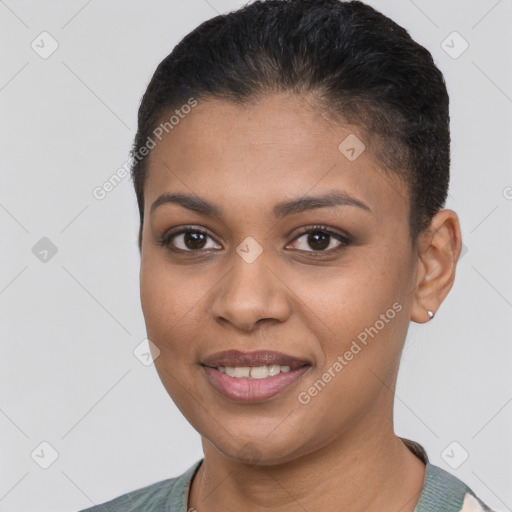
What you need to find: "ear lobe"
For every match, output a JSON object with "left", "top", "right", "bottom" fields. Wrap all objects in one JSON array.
[{"left": 410, "top": 209, "right": 462, "bottom": 324}]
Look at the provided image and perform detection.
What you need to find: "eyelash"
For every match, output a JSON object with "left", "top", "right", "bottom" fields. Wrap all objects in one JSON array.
[{"left": 157, "top": 224, "right": 352, "bottom": 257}]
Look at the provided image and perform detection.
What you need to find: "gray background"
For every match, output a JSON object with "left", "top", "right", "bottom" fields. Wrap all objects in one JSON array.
[{"left": 1, "top": 1, "right": 511, "bottom": 511}]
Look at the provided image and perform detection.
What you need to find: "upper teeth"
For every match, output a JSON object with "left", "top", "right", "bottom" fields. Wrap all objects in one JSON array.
[{"left": 217, "top": 365, "right": 291, "bottom": 379}]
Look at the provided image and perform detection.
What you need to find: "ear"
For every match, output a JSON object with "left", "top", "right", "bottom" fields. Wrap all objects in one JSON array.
[{"left": 410, "top": 209, "right": 463, "bottom": 323}]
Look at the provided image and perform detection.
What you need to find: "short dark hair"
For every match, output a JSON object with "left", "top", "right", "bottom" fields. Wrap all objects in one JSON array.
[{"left": 131, "top": 0, "right": 450, "bottom": 251}]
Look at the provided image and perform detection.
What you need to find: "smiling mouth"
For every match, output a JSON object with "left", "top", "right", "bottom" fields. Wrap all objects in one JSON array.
[{"left": 201, "top": 350, "right": 312, "bottom": 402}]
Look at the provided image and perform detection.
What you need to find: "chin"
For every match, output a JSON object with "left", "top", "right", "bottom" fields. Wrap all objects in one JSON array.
[{"left": 203, "top": 429, "right": 312, "bottom": 467}]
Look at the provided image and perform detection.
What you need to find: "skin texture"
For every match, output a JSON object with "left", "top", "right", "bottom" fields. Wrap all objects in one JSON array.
[{"left": 139, "top": 93, "right": 462, "bottom": 511}]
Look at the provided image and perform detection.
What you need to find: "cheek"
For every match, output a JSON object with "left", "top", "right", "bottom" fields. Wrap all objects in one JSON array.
[
  {"left": 291, "top": 272, "right": 407, "bottom": 434},
  {"left": 290, "top": 257, "right": 402, "bottom": 340},
  {"left": 141, "top": 249, "right": 197, "bottom": 308},
  {"left": 288, "top": 257, "right": 410, "bottom": 413},
  {"left": 140, "top": 258, "right": 213, "bottom": 413},
  {"left": 139, "top": 257, "right": 210, "bottom": 356}
]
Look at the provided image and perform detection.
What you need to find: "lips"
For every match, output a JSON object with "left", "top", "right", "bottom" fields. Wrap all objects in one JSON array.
[
  {"left": 201, "top": 349, "right": 310, "bottom": 370},
  {"left": 201, "top": 350, "right": 312, "bottom": 403}
]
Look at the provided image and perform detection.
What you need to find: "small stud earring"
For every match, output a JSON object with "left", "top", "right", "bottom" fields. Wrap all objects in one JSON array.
[{"left": 427, "top": 310, "right": 435, "bottom": 321}]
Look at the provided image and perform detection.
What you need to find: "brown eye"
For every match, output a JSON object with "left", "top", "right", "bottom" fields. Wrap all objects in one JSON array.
[
  {"left": 288, "top": 226, "right": 351, "bottom": 254},
  {"left": 159, "top": 227, "right": 221, "bottom": 252},
  {"left": 305, "top": 232, "right": 330, "bottom": 250},
  {"left": 183, "top": 232, "right": 207, "bottom": 250}
]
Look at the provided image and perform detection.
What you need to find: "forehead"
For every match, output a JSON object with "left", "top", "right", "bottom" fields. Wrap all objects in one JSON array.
[{"left": 144, "top": 94, "right": 409, "bottom": 221}]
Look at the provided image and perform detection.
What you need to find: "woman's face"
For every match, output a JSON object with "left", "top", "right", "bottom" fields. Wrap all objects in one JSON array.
[{"left": 140, "top": 93, "right": 420, "bottom": 464}]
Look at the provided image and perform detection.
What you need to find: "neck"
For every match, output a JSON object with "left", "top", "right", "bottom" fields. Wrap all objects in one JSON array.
[{"left": 188, "top": 418, "right": 426, "bottom": 512}]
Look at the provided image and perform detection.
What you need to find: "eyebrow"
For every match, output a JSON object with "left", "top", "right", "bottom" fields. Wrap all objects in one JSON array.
[{"left": 150, "top": 190, "right": 372, "bottom": 219}]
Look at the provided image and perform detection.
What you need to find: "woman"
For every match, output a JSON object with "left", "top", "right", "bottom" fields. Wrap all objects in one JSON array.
[{"left": 80, "top": 0, "right": 497, "bottom": 510}]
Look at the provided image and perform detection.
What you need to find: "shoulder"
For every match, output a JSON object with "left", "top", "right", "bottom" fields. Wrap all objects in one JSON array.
[
  {"left": 76, "top": 460, "right": 203, "bottom": 512},
  {"left": 399, "top": 438, "right": 498, "bottom": 512},
  {"left": 416, "top": 463, "right": 498, "bottom": 512},
  {"left": 77, "top": 478, "right": 175, "bottom": 512}
]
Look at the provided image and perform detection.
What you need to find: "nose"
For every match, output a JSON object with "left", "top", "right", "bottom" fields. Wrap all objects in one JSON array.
[{"left": 210, "top": 249, "right": 292, "bottom": 332}]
